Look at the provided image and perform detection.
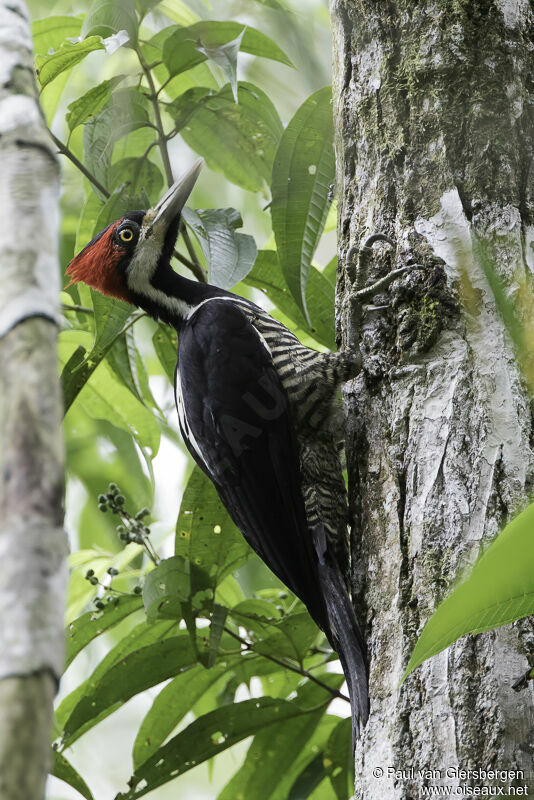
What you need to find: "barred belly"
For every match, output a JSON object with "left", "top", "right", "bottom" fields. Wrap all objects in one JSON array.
[{"left": 235, "top": 302, "right": 356, "bottom": 576}]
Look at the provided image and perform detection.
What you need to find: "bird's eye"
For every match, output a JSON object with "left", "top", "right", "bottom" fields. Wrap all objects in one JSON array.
[{"left": 119, "top": 228, "right": 134, "bottom": 243}]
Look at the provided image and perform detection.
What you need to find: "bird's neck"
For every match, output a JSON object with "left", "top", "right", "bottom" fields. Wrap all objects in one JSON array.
[{"left": 128, "top": 265, "right": 232, "bottom": 329}]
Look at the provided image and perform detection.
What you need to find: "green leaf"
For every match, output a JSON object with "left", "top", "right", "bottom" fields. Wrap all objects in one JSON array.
[
  {"left": 32, "top": 16, "right": 82, "bottom": 56},
  {"left": 51, "top": 752, "right": 94, "bottom": 800},
  {"left": 136, "top": 0, "right": 161, "bottom": 13},
  {"left": 60, "top": 331, "right": 160, "bottom": 453},
  {"left": 109, "top": 158, "right": 164, "bottom": 203},
  {"left": 66, "top": 594, "right": 143, "bottom": 668},
  {"left": 403, "top": 500, "right": 534, "bottom": 681},
  {"left": 323, "top": 717, "right": 353, "bottom": 800},
  {"left": 271, "top": 86, "right": 335, "bottom": 320},
  {"left": 208, "top": 603, "right": 228, "bottom": 667},
  {"left": 244, "top": 250, "right": 335, "bottom": 349},
  {"left": 288, "top": 754, "right": 326, "bottom": 800},
  {"left": 175, "top": 466, "right": 251, "bottom": 588},
  {"left": 66, "top": 75, "right": 125, "bottom": 131},
  {"left": 83, "top": 89, "right": 153, "bottom": 194},
  {"left": 162, "top": 22, "right": 293, "bottom": 78},
  {"left": 143, "top": 556, "right": 211, "bottom": 622},
  {"left": 217, "top": 679, "right": 337, "bottom": 800},
  {"left": 74, "top": 190, "right": 104, "bottom": 254},
  {"left": 36, "top": 36, "right": 105, "bottom": 88},
  {"left": 106, "top": 328, "right": 160, "bottom": 411},
  {"left": 182, "top": 207, "right": 257, "bottom": 290},
  {"left": 152, "top": 324, "right": 177, "bottom": 383},
  {"left": 197, "top": 29, "right": 244, "bottom": 103},
  {"left": 118, "top": 697, "right": 319, "bottom": 799},
  {"left": 62, "top": 634, "right": 196, "bottom": 743},
  {"left": 178, "top": 82, "right": 283, "bottom": 193},
  {"left": 57, "top": 620, "right": 178, "bottom": 741},
  {"left": 132, "top": 661, "right": 230, "bottom": 769},
  {"left": 61, "top": 290, "right": 143, "bottom": 413},
  {"left": 81, "top": 0, "right": 139, "bottom": 44},
  {"left": 245, "top": 611, "right": 320, "bottom": 662}
]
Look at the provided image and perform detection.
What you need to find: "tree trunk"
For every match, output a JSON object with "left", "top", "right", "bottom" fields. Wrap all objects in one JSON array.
[
  {"left": 0, "top": 1, "right": 66, "bottom": 798},
  {"left": 331, "top": 1, "right": 534, "bottom": 795}
]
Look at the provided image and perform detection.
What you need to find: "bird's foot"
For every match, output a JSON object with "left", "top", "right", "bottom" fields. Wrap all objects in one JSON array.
[
  {"left": 347, "top": 231, "right": 427, "bottom": 303},
  {"left": 354, "top": 261, "right": 427, "bottom": 302}
]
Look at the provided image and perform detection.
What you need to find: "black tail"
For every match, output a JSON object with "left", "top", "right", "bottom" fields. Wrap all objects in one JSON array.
[{"left": 311, "top": 525, "right": 369, "bottom": 747}]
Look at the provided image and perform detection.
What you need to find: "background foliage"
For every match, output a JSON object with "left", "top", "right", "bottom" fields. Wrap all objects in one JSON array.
[{"left": 33, "top": 1, "right": 349, "bottom": 799}]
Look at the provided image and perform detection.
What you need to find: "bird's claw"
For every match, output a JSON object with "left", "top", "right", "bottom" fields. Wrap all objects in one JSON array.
[{"left": 354, "top": 262, "right": 427, "bottom": 302}]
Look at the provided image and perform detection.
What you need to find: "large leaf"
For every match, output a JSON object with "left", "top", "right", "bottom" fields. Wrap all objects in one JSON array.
[
  {"left": 323, "top": 717, "right": 353, "bottom": 800},
  {"left": 57, "top": 620, "right": 178, "bottom": 741},
  {"left": 197, "top": 29, "right": 244, "bottom": 102},
  {"left": 117, "top": 697, "right": 320, "bottom": 799},
  {"left": 60, "top": 331, "right": 160, "bottom": 454},
  {"left": 32, "top": 16, "right": 82, "bottom": 56},
  {"left": 243, "top": 611, "right": 320, "bottom": 663},
  {"left": 132, "top": 661, "right": 231, "bottom": 769},
  {"left": 403, "top": 500, "right": 534, "bottom": 681},
  {"left": 175, "top": 466, "right": 251, "bottom": 588},
  {"left": 51, "top": 752, "right": 94, "bottom": 800},
  {"left": 288, "top": 755, "right": 326, "bottom": 800},
  {"left": 81, "top": 0, "right": 139, "bottom": 44},
  {"left": 60, "top": 294, "right": 144, "bottom": 413},
  {"left": 182, "top": 207, "right": 257, "bottom": 290},
  {"left": 142, "top": 556, "right": 212, "bottom": 622},
  {"left": 175, "top": 82, "right": 283, "bottom": 192},
  {"left": 152, "top": 324, "right": 177, "bottom": 382},
  {"left": 271, "top": 86, "right": 335, "bottom": 321},
  {"left": 83, "top": 89, "right": 153, "bottom": 194},
  {"left": 217, "top": 679, "right": 339, "bottom": 800},
  {"left": 62, "top": 634, "right": 196, "bottom": 743},
  {"left": 66, "top": 75, "right": 125, "bottom": 131},
  {"left": 162, "top": 21, "right": 293, "bottom": 78},
  {"left": 106, "top": 328, "right": 160, "bottom": 411},
  {"left": 36, "top": 36, "right": 105, "bottom": 88},
  {"left": 66, "top": 594, "right": 143, "bottom": 668},
  {"left": 109, "top": 158, "right": 164, "bottom": 203},
  {"left": 244, "top": 250, "right": 335, "bottom": 349}
]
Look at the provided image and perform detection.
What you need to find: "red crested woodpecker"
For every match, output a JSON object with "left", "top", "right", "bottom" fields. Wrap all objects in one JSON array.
[{"left": 67, "top": 161, "right": 371, "bottom": 742}]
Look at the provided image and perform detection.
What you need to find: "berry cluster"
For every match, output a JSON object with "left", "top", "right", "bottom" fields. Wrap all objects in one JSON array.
[{"left": 97, "top": 482, "right": 159, "bottom": 564}]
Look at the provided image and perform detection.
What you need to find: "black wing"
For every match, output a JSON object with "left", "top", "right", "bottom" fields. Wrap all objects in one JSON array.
[{"left": 174, "top": 300, "right": 329, "bottom": 632}]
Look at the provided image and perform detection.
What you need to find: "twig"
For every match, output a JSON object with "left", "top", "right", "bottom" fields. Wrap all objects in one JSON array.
[
  {"left": 62, "top": 303, "right": 94, "bottom": 315},
  {"left": 50, "top": 132, "right": 110, "bottom": 199},
  {"left": 223, "top": 626, "right": 350, "bottom": 704},
  {"left": 136, "top": 46, "right": 207, "bottom": 283}
]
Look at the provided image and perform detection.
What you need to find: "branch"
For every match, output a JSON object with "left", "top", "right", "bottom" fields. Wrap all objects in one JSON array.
[
  {"left": 223, "top": 627, "right": 350, "bottom": 704},
  {"left": 49, "top": 132, "right": 110, "bottom": 199}
]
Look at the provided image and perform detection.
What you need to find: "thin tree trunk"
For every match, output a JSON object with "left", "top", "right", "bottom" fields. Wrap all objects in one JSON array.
[
  {"left": 0, "top": 1, "right": 66, "bottom": 798},
  {"left": 331, "top": 1, "right": 534, "bottom": 795}
]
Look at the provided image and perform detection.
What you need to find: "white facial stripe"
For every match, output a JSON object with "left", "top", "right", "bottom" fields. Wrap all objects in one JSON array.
[{"left": 125, "top": 223, "right": 192, "bottom": 319}]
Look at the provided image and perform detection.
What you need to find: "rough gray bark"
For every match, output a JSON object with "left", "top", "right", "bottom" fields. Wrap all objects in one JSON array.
[
  {"left": 331, "top": 1, "right": 534, "bottom": 795},
  {"left": 0, "top": 1, "right": 66, "bottom": 798}
]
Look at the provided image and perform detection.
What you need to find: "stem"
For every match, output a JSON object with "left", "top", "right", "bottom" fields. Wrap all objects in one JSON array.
[
  {"left": 223, "top": 627, "right": 350, "bottom": 704},
  {"left": 136, "top": 46, "right": 207, "bottom": 283},
  {"left": 50, "top": 132, "right": 110, "bottom": 199},
  {"left": 62, "top": 303, "right": 94, "bottom": 315}
]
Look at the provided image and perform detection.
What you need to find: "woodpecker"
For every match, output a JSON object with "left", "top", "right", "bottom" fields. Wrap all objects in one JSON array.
[{"left": 67, "top": 161, "right": 373, "bottom": 741}]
